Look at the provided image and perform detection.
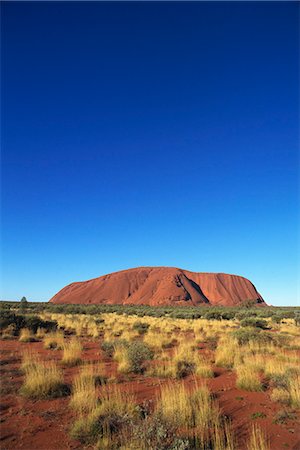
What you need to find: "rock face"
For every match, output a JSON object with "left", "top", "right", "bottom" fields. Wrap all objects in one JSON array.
[{"left": 49, "top": 267, "right": 265, "bottom": 307}]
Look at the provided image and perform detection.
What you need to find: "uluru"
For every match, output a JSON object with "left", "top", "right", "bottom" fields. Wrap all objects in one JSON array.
[{"left": 49, "top": 267, "right": 265, "bottom": 307}]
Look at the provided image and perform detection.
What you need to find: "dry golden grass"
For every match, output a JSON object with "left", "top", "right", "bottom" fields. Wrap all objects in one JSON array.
[
  {"left": 247, "top": 424, "right": 270, "bottom": 450},
  {"left": 143, "top": 331, "right": 173, "bottom": 351},
  {"left": 70, "top": 386, "right": 136, "bottom": 444},
  {"left": 19, "top": 328, "right": 36, "bottom": 342},
  {"left": 36, "top": 327, "right": 46, "bottom": 339},
  {"left": 114, "top": 346, "right": 131, "bottom": 373},
  {"left": 215, "top": 337, "right": 239, "bottom": 368},
  {"left": 20, "top": 349, "right": 40, "bottom": 372},
  {"left": 20, "top": 359, "right": 66, "bottom": 399},
  {"left": 43, "top": 331, "right": 64, "bottom": 349},
  {"left": 270, "top": 388, "right": 290, "bottom": 404},
  {"left": 157, "top": 381, "right": 220, "bottom": 447},
  {"left": 70, "top": 365, "right": 98, "bottom": 413},
  {"left": 289, "top": 373, "right": 300, "bottom": 408},
  {"left": 62, "top": 337, "right": 82, "bottom": 366},
  {"left": 236, "top": 364, "right": 262, "bottom": 392},
  {"left": 1, "top": 324, "right": 16, "bottom": 339},
  {"left": 212, "top": 419, "right": 235, "bottom": 450}
]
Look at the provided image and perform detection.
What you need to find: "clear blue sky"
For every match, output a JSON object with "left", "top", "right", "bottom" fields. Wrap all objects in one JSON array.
[{"left": 1, "top": 2, "right": 299, "bottom": 305}]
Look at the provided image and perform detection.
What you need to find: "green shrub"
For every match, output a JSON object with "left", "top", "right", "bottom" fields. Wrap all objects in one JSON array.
[
  {"left": 126, "top": 341, "right": 154, "bottom": 373},
  {"left": 0, "top": 313, "right": 57, "bottom": 336},
  {"left": 231, "top": 329, "right": 272, "bottom": 345},
  {"left": 240, "top": 318, "right": 269, "bottom": 329},
  {"left": 25, "top": 316, "right": 57, "bottom": 333},
  {"left": 132, "top": 321, "right": 150, "bottom": 335},
  {"left": 101, "top": 341, "right": 115, "bottom": 358},
  {"left": 131, "top": 413, "right": 189, "bottom": 450}
]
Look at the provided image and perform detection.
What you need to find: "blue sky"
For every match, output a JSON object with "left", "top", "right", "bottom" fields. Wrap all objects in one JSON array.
[{"left": 1, "top": 2, "right": 299, "bottom": 305}]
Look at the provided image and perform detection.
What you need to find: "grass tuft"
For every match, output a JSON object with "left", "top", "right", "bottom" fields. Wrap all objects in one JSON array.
[
  {"left": 62, "top": 337, "right": 82, "bottom": 366},
  {"left": 20, "top": 359, "right": 68, "bottom": 399}
]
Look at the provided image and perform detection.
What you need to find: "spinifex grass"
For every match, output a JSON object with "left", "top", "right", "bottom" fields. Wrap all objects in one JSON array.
[
  {"left": 289, "top": 373, "right": 300, "bottom": 408},
  {"left": 44, "top": 331, "right": 65, "bottom": 349},
  {"left": 247, "top": 424, "right": 270, "bottom": 450},
  {"left": 62, "top": 337, "right": 82, "bottom": 366},
  {"left": 19, "top": 328, "right": 36, "bottom": 343},
  {"left": 70, "top": 365, "right": 98, "bottom": 413},
  {"left": 20, "top": 359, "right": 67, "bottom": 399},
  {"left": 236, "top": 365, "right": 262, "bottom": 392},
  {"left": 70, "top": 386, "right": 137, "bottom": 444},
  {"left": 157, "top": 381, "right": 220, "bottom": 447},
  {"left": 215, "top": 337, "right": 239, "bottom": 369},
  {"left": 20, "top": 349, "right": 41, "bottom": 372}
]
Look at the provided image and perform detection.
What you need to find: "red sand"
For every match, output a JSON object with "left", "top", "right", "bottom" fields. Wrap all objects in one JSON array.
[{"left": 50, "top": 267, "right": 265, "bottom": 307}]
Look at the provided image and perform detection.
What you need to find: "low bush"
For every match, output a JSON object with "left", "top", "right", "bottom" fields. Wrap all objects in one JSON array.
[
  {"left": 0, "top": 312, "right": 57, "bottom": 336},
  {"left": 231, "top": 329, "right": 271, "bottom": 346},
  {"left": 130, "top": 413, "right": 189, "bottom": 450},
  {"left": 101, "top": 341, "right": 116, "bottom": 358},
  {"left": 132, "top": 321, "right": 150, "bottom": 335},
  {"left": 117, "top": 341, "right": 154, "bottom": 374},
  {"left": 240, "top": 318, "right": 269, "bottom": 329},
  {"left": 0, "top": 313, "right": 26, "bottom": 335},
  {"left": 25, "top": 316, "right": 57, "bottom": 333}
]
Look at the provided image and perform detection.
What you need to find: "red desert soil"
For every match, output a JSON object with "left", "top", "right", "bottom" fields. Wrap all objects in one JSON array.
[
  {"left": 1, "top": 338, "right": 299, "bottom": 450},
  {"left": 49, "top": 267, "right": 265, "bottom": 307}
]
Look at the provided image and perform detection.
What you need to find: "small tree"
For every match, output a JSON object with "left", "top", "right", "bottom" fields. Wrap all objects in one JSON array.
[{"left": 20, "top": 296, "right": 28, "bottom": 312}]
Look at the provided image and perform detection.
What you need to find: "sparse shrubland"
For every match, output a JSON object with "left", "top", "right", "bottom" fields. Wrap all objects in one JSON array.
[{"left": 1, "top": 301, "right": 300, "bottom": 450}]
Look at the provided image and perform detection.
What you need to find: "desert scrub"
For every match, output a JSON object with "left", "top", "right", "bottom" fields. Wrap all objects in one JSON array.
[
  {"left": 132, "top": 321, "right": 150, "bottom": 335},
  {"left": 127, "top": 413, "right": 189, "bottom": 450},
  {"left": 247, "top": 424, "right": 270, "bottom": 450},
  {"left": 240, "top": 318, "right": 269, "bottom": 329},
  {"left": 236, "top": 365, "right": 262, "bottom": 391},
  {"left": 70, "top": 387, "right": 137, "bottom": 444},
  {"left": 20, "top": 360, "right": 68, "bottom": 399},
  {"left": 231, "top": 329, "right": 272, "bottom": 346},
  {"left": 44, "top": 331, "right": 64, "bottom": 349},
  {"left": 19, "top": 328, "right": 36, "bottom": 342},
  {"left": 70, "top": 365, "right": 98, "bottom": 413},
  {"left": 101, "top": 340, "right": 116, "bottom": 358},
  {"left": 1, "top": 324, "right": 16, "bottom": 339},
  {"left": 116, "top": 341, "right": 154, "bottom": 374},
  {"left": 62, "top": 337, "right": 82, "bottom": 366}
]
